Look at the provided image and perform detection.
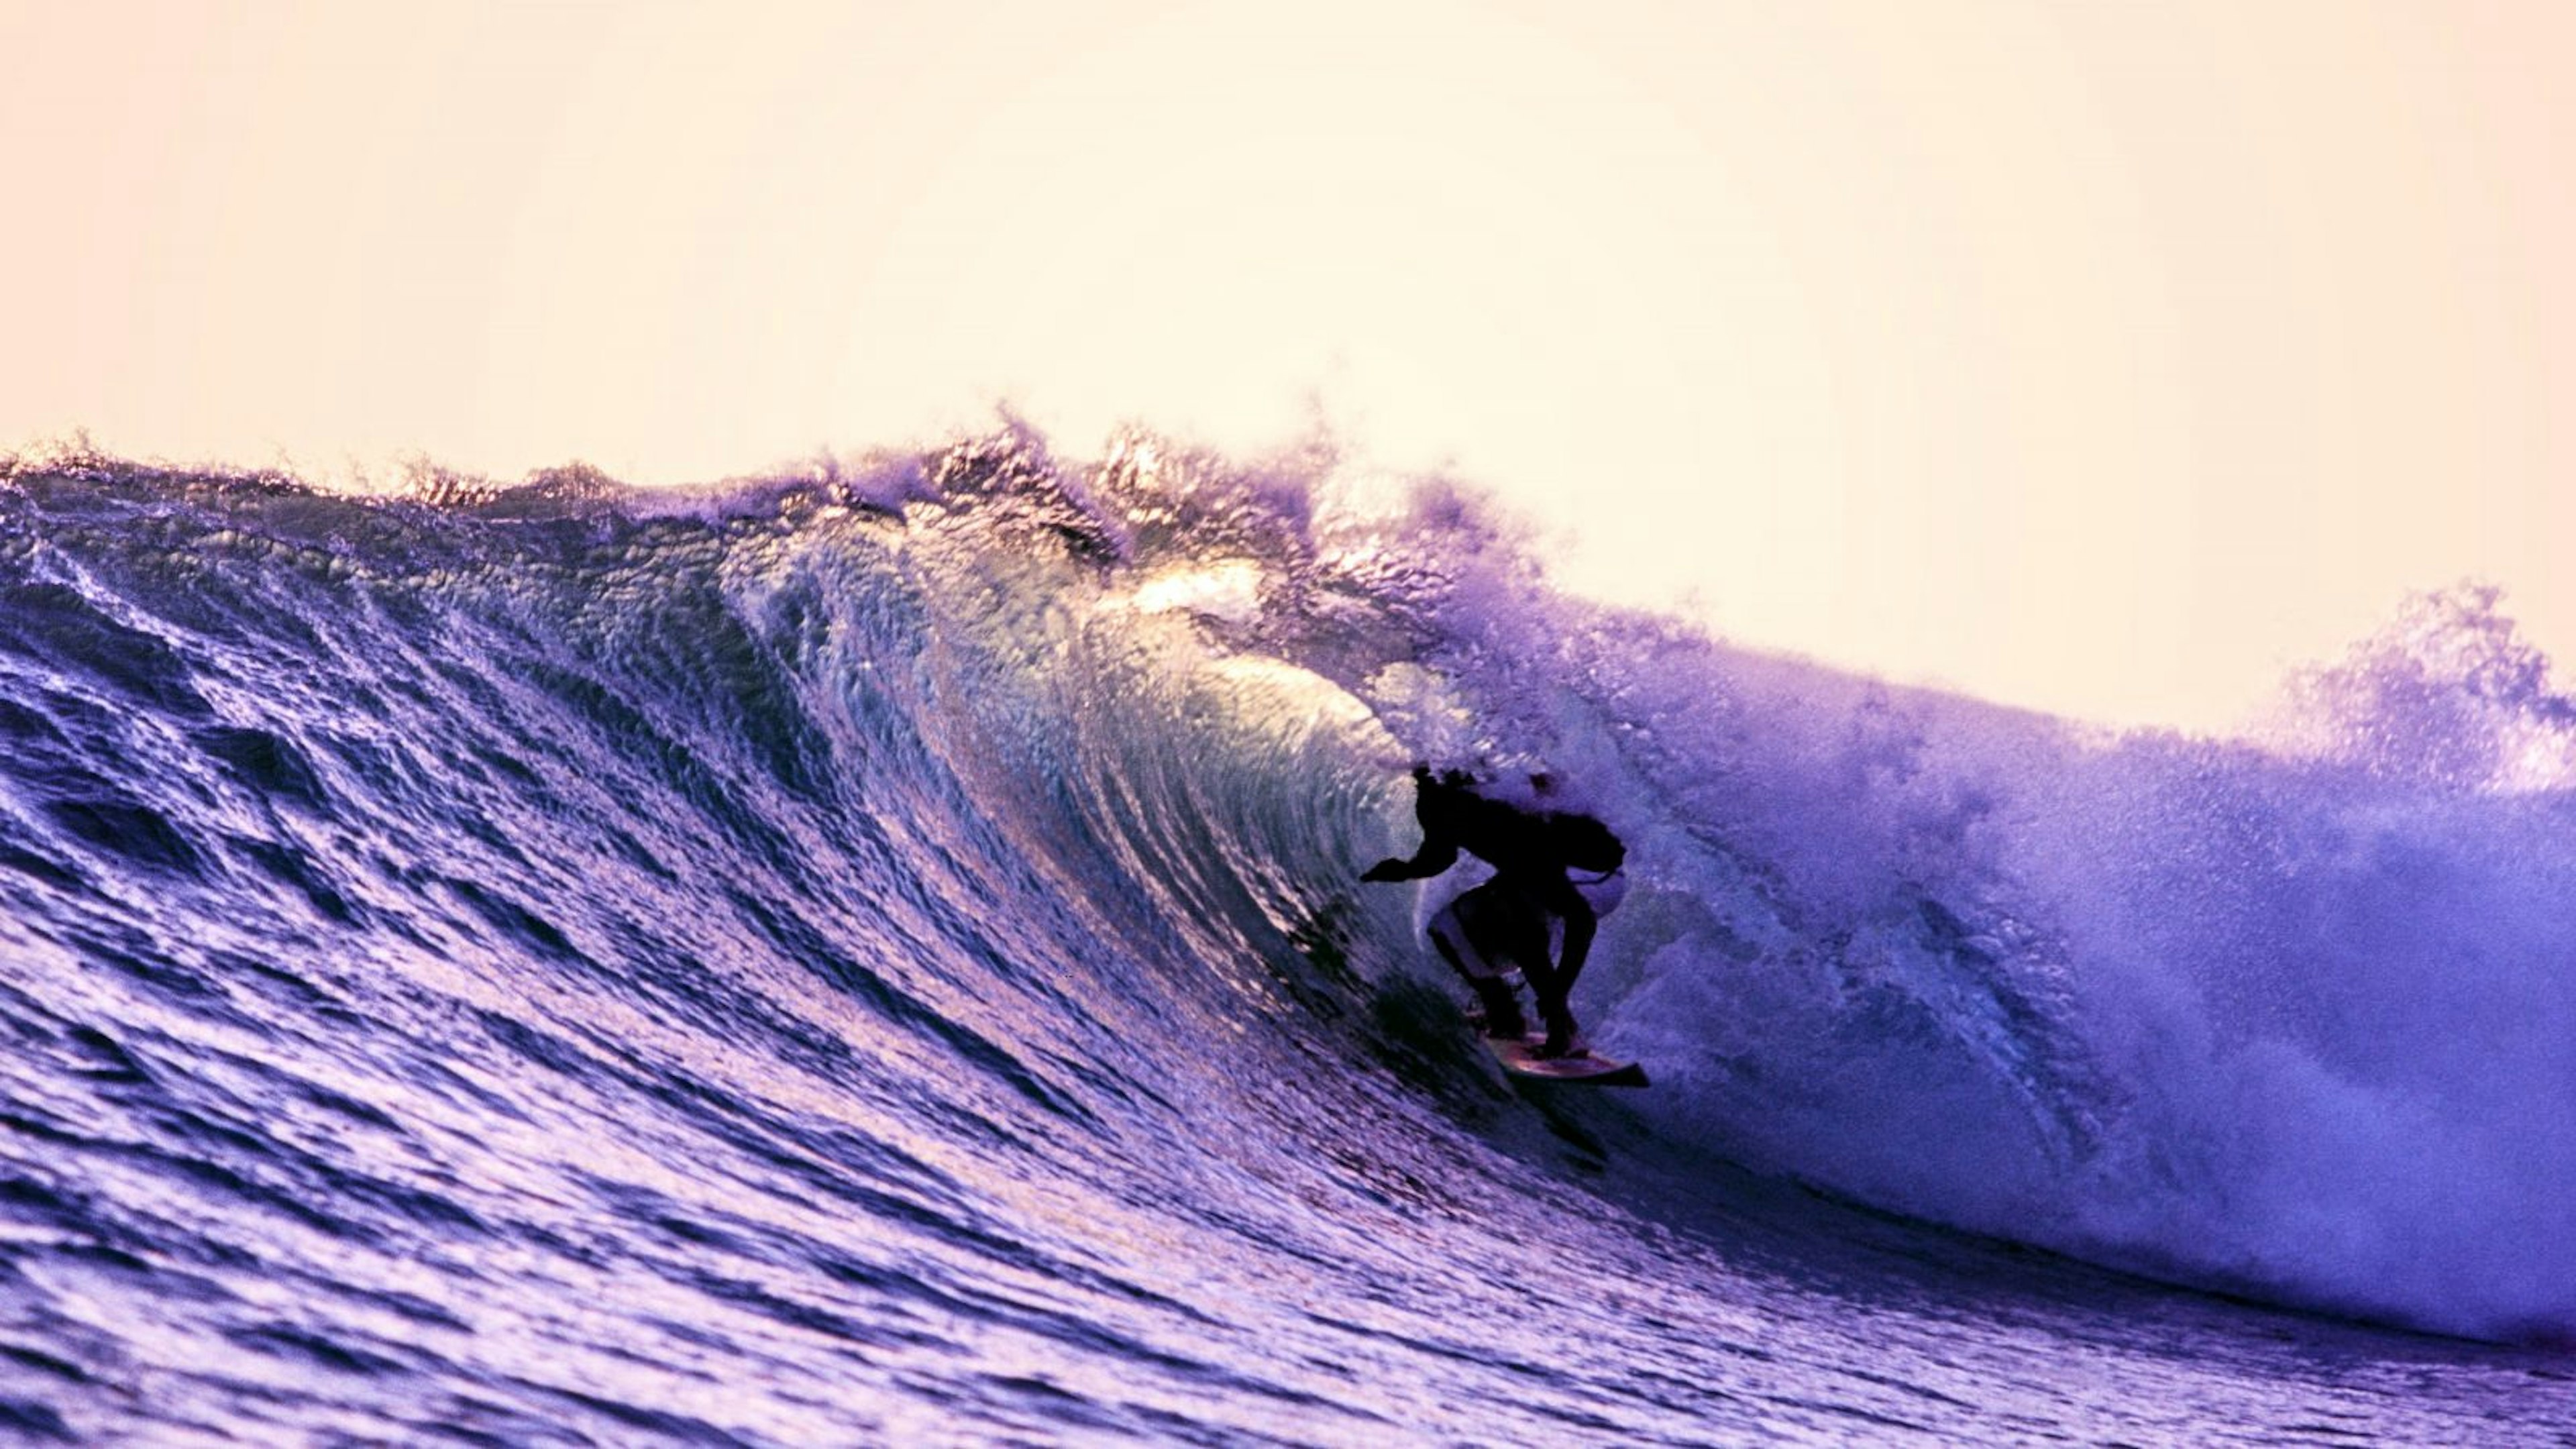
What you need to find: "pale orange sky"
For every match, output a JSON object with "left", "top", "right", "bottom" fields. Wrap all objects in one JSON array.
[{"left": 5, "top": 1, "right": 2571, "bottom": 731}]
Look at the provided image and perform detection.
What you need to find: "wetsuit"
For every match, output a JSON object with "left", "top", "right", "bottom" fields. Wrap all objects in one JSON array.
[{"left": 1361, "top": 767, "right": 1618, "bottom": 1057}]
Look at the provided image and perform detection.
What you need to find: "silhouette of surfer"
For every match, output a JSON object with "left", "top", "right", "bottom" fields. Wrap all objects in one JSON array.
[{"left": 1362, "top": 765, "right": 1625, "bottom": 1058}]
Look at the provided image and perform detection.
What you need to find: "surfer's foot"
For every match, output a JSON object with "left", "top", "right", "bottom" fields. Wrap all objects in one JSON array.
[{"left": 1535, "top": 1012, "right": 1578, "bottom": 1059}]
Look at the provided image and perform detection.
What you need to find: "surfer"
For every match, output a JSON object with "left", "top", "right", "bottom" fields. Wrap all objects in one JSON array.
[{"left": 1361, "top": 765, "right": 1625, "bottom": 1058}]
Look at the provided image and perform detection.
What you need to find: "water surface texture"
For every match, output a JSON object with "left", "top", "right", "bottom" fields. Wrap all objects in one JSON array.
[{"left": 2, "top": 435, "right": 2569, "bottom": 1444}]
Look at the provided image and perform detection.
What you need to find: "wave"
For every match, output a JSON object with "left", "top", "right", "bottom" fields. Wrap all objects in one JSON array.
[{"left": 3, "top": 425, "right": 2571, "bottom": 1366}]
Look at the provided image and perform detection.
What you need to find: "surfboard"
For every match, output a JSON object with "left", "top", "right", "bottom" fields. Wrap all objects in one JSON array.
[{"left": 1484, "top": 1034, "right": 1649, "bottom": 1088}]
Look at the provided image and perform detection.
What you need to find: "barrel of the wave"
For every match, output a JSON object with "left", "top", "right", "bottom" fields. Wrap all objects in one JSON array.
[{"left": 1360, "top": 764, "right": 1647, "bottom": 1087}]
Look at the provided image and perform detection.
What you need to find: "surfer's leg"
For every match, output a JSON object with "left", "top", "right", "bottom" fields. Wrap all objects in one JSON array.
[
  {"left": 1465, "top": 892, "right": 1560, "bottom": 1049},
  {"left": 1430, "top": 928, "right": 1528, "bottom": 1038},
  {"left": 1430, "top": 895, "right": 1528, "bottom": 1038},
  {"left": 1467, "top": 977, "right": 1527, "bottom": 1039},
  {"left": 1496, "top": 917, "right": 1576, "bottom": 1056},
  {"left": 1525, "top": 960, "right": 1578, "bottom": 1057},
  {"left": 1532, "top": 908, "right": 1597, "bottom": 1057}
]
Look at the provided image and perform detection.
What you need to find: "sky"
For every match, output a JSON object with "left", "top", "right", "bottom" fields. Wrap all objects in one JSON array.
[{"left": 4, "top": 1, "right": 2571, "bottom": 731}]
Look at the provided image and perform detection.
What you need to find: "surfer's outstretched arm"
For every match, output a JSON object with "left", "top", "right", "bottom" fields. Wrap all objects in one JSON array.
[
  {"left": 1364, "top": 763, "right": 1469, "bottom": 881},
  {"left": 1361, "top": 836, "right": 1458, "bottom": 881}
]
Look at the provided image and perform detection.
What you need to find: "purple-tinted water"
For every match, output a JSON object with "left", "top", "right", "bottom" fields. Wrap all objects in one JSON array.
[{"left": 1, "top": 437, "right": 2567, "bottom": 1444}]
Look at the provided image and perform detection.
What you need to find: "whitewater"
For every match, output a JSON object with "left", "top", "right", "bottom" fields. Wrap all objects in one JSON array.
[{"left": 1, "top": 428, "right": 2569, "bottom": 1444}]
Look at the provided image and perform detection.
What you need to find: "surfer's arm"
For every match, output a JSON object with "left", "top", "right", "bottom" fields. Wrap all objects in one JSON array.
[
  {"left": 1365, "top": 765, "right": 1470, "bottom": 881},
  {"left": 1362, "top": 835, "right": 1459, "bottom": 881}
]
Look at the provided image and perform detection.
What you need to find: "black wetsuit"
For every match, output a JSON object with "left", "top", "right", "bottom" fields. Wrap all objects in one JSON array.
[{"left": 1361, "top": 767, "right": 1614, "bottom": 1056}]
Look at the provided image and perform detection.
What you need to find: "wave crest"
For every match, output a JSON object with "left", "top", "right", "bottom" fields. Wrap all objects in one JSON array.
[{"left": 5, "top": 429, "right": 2571, "bottom": 1344}]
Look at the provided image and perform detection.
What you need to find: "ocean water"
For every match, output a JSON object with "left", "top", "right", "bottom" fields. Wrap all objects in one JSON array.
[{"left": 1, "top": 430, "right": 2569, "bottom": 1445}]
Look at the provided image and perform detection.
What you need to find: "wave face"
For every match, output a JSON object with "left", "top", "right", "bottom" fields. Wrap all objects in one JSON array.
[{"left": 0, "top": 433, "right": 2566, "bottom": 1443}]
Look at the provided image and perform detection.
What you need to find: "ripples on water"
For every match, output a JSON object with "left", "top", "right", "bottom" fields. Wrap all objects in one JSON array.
[{"left": 0, "top": 440, "right": 2567, "bottom": 1444}]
